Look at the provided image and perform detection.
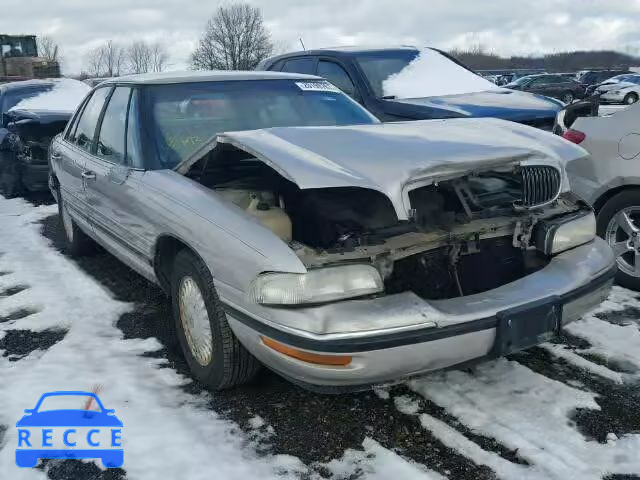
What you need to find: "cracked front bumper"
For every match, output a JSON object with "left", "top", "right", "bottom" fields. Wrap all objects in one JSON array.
[{"left": 224, "top": 238, "right": 615, "bottom": 391}]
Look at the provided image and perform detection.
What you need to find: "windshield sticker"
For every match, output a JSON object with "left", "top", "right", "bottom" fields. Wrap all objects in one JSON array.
[{"left": 295, "top": 81, "right": 341, "bottom": 93}]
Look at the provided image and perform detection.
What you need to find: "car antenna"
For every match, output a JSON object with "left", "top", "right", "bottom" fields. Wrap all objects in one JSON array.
[{"left": 299, "top": 38, "right": 306, "bottom": 51}]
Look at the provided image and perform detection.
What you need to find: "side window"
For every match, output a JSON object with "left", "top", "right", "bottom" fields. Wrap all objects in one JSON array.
[
  {"left": 281, "top": 57, "right": 315, "bottom": 75},
  {"left": 69, "top": 87, "right": 111, "bottom": 152},
  {"left": 268, "top": 59, "right": 286, "bottom": 71},
  {"left": 96, "top": 87, "right": 131, "bottom": 164},
  {"left": 317, "top": 60, "right": 357, "bottom": 97},
  {"left": 126, "top": 89, "right": 143, "bottom": 168}
]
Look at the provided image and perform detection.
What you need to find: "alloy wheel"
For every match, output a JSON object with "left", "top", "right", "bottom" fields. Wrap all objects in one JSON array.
[{"left": 606, "top": 207, "right": 640, "bottom": 278}]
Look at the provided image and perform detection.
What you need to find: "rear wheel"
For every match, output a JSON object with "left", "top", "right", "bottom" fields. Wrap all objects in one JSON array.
[
  {"left": 561, "top": 91, "right": 575, "bottom": 104},
  {"left": 171, "top": 249, "right": 260, "bottom": 389},
  {"left": 597, "top": 190, "right": 640, "bottom": 290},
  {"left": 623, "top": 93, "right": 639, "bottom": 105},
  {"left": 58, "top": 193, "right": 96, "bottom": 256}
]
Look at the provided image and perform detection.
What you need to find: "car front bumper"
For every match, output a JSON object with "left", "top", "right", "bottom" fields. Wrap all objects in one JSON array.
[{"left": 223, "top": 238, "right": 615, "bottom": 391}]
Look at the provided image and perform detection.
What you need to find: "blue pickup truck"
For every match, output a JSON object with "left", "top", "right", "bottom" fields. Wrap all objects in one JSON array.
[{"left": 258, "top": 46, "right": 564, "bottom": 130}]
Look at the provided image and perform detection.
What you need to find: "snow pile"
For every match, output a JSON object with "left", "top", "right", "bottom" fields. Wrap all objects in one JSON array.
[
  {"left": 0, "top": 197, "right": 305, "bottom": 479},
  {"left": 9, "top": 78, "right": 90, "bottom": 113},
  {"left": 382, "top": 48, "right": 501, "bottom": 99},
  {"left": 407, "top": 359, "right": 640, "bottom": 480}
]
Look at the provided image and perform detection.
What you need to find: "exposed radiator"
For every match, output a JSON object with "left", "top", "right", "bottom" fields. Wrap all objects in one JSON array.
[{"left": 520, "top": 165, "right": 561, "bottom": 207}]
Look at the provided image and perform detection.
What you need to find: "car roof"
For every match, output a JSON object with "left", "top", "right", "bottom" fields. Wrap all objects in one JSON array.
[
  {"left": 102, "top": 70, "right": 321, "bottom": 86},
  {"left": 263, "top": 46, "right": 420, "bottom": 64},
  {"left": 0, "top": 79, "right": 55, "bottom": 93}
]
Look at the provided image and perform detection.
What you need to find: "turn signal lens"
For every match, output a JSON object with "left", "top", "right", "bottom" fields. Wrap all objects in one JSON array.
[{"left": 261, "top": 337, "right": 352, "bottom": 366}]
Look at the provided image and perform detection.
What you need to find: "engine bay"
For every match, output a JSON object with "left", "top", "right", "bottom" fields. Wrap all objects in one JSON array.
[{"left": 186, "top": 143, "right": 582, "bottom": 300}]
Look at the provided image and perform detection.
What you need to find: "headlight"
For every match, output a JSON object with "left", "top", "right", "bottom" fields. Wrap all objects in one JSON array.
[
  {"left": 535, "top": 211, "right": 596, "bottom": 255},
  {"left": 249, "top": 264, "right": 384, "bottom": 305}
]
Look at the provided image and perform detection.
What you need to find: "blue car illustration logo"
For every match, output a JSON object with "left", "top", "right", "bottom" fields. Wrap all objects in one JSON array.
[{"left": 16, "top": 391, "right": 123, "bottom": 468}]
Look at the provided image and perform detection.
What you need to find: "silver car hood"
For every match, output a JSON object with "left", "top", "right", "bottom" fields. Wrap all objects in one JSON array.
[{"left": 176, "top": 118, "right": 586, "bottom": 220}]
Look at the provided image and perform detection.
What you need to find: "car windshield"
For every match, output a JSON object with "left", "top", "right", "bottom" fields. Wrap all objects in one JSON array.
[
  {"left": 1, "top": 86, "right": 52, "bottom": 114},
  {"left": 356, "top": 48, "right": 498, "bottom": 99},
  {"left": 143, "top": 79, "right": 378, "bottom": 169},
  {"left": 354, "top": 50, "right": 419, "bottom": 97}
]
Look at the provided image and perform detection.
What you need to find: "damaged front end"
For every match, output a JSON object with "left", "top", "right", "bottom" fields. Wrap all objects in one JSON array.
[{"left": 178, "top": 122, "right": 595, "bottom": 305}]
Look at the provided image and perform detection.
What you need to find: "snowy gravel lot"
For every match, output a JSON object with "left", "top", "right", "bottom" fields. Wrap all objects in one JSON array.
[{"left": 1, "top": 195, "right": 640, "bottom": 480}]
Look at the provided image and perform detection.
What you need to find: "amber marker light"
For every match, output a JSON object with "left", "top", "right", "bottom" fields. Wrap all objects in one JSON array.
[{"left": 261, "top": 337, "right": 352, "bottom": 366}]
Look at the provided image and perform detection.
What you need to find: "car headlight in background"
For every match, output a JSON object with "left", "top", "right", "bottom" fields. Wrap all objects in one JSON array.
[
  {"left": 535, "top": 210, "right": 596, "bottom": 255},
  {"left": 249, "top": 264, "right": 384, "bottom": 305}
]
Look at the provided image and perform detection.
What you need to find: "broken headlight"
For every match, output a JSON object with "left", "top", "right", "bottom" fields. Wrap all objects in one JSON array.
[
  {"left": 535, "top": 210, "right": 596, "bottom": 255},
  {"left": 249, "top": 264, "right": 383, "bottom": 305}
]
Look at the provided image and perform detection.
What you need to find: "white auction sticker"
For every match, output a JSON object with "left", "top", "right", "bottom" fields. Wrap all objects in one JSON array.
[{"left": 295, "top": 81, "right": 341, "bottom": 93}]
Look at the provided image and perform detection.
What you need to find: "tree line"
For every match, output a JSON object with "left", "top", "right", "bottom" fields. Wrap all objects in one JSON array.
[
  {"left": 83, "top": 39, "right": 169, "bottom": 77},
  {"left": 449, "top": 45, "right": 639, "bottom": 73}
]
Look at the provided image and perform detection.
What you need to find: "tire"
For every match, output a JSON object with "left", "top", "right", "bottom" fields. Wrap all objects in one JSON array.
[
  {"left": 623, "top": 93, "right": 638, "bottom": 105},
  {"left": 561, "top": 91, "right": 575, "bottom": 104},
  {"left": 597, "top": 190, "right": 640, "bottom": 290},
  {"left": 58, "top": 193, "right": 96, "bottom": 256},
  {"left": 171, "top": 249, "right": 260, "bottom": 389},
  {"left": 0, "top": 154, "right": 23, "bottom": 198}
]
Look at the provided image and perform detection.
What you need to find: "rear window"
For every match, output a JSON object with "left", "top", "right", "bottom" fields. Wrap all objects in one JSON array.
[{"left": 142, "top": 79, "right": 378, "bottom": 170}]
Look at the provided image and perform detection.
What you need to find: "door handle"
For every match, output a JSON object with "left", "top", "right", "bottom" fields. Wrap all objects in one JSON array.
[
  {"left": 50, "top": 152, "right": 62, "bottom": 160},
  {"left": 81, "top": 171, "right": 96, "bottom": 181}
]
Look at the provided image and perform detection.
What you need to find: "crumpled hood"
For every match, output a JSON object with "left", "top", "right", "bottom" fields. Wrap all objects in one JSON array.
[
  {"left": 176, "top": 118, "right": 586, "bottom": 219},
  {"left": 388, "top": 89, "right": 563, "bottom": 122}
]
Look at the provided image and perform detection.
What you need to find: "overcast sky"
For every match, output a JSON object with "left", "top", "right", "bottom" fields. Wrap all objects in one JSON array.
[{"left": 3, "top": 0, "right": 640, "bottom": 74}]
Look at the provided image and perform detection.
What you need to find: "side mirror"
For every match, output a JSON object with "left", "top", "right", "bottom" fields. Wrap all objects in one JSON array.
[{"left": 24, "top": 409, "right": 34, "bottom": 414}]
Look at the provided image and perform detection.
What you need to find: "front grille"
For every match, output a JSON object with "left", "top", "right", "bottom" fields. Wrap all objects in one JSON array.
[{"left": 520, "top": 165, "right": 561, "bottom": 207}]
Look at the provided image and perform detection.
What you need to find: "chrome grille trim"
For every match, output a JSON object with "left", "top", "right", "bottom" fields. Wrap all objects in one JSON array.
[{"left": 520, "top": 165, "right": 561, "bottom": 208}]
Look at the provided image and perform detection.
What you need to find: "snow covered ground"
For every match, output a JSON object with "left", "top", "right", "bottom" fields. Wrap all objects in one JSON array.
[{"left": 1, "top": 195, "right": 639, "bottom": 480}]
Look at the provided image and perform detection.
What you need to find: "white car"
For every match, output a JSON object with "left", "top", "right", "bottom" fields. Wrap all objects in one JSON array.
[
  {"left": 597, "top": 76, "right": 640, "bottom": 105},
  {"left": 557, "top": 102, "right": 640, "bottom": 289}
]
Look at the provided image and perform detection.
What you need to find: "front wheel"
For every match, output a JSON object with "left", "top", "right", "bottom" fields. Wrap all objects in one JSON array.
[
  {"left": 597, "top": 190, "right": 640, "bottom": 290},
  {"left": 623, "top": 93, "right": 639, "bottom": 105},
  {"left": 171, "top": 249, "right": 260, "bottom": 389}
]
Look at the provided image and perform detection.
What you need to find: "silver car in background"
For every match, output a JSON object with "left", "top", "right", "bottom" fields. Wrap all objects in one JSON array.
[
  {"left": 50, "top": 71, "right": 614, "bottom": 392},
  {"left": 557, "top": 101, "right": 640, "bottom": 289}
]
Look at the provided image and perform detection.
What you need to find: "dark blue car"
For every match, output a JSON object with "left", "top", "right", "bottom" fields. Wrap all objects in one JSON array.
[
  {"left": 258, "top": 46, "right": 564, "bottom": 130},
  {"left": 15, "top": 391, "right": 123, "bottom": 468}
]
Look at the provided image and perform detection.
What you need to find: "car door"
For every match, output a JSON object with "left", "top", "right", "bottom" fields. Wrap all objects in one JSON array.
[
  {"left": 82, "top": 86, "right": 151, "bottom": 265},
  {"left": 55, "top": 87, "right": 111, "bottom": 227}
]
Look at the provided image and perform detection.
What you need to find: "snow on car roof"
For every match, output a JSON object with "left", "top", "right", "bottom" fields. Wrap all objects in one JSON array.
[
  {"left": 9, "top": 78, "right": 90, "bottom": 114},
  {"left": 104, "top": 70, "right": 321, "bottom": 85}
]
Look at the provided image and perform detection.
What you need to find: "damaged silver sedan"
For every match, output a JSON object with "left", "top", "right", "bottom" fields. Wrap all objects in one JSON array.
[{"left": 50, "top": 71, "right": 615, "bottom": 392}]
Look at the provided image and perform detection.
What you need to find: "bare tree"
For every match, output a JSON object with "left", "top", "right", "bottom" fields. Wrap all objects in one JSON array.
[
  {"left": 37, "top": 35, "right": 60, "bottom": 61},
  {"left": 191, "top": 3, "right": 273, "bottom": 70},
  {"left": 127, "top": 41, "right": 152, "bottom": 74},
  {"left": 149, "top": 42, "right": 169, "bottom": 72},
  {"left": 84, "top": 46, "right": 105, "bottom": 77},
  {"left": 83, "top": 40, "right": 125, "bottom": 77},
  {"left": 102, "top": 40, "right": 125, "bottom": 76}
]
